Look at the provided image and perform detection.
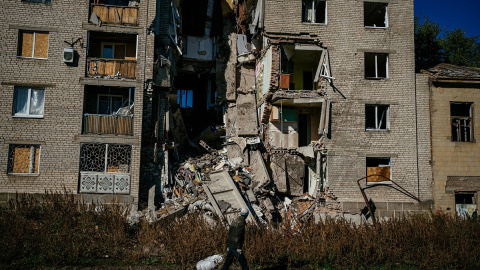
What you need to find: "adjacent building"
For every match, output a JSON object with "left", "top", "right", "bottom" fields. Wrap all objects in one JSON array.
[{"left": 420, "top": 63, "right": 480, "bottom": 216}]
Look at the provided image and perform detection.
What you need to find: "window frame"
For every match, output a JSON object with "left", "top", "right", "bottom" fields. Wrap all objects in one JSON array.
[
  {"left": 365, "top": 104, "right": 390, "bottom": 131},
  {"left": 22, "top": 0, "right": 52, "bottom": 3},
  {"left": 97, "top": 94, "right": 124, "bottom": 115},
  {"left": 365, "top": 53, "right": 388, "bottom": 79},
  {"left": 450, "top": 102, "right": 474, "bottom": 142},
  {"left": 7, "top": 144, "right": 42, "bottom": 176},
  {"left": 366, "top": 157, "right": 392, "bottom": 184},
  {"left": 12, "top": 86, "right": 45, "bottom": 118},
  {"left": 101, "top": 42, "right": 127, "bottom": 59},
  {"left": 302, "top": 0, "right": 327, "bottom": 25},
  {"left": 364, "top": 2, "right": 388, "bottom": 29},
  {"left": 17, "top": 30, "right": 49, "bottom": 59}
]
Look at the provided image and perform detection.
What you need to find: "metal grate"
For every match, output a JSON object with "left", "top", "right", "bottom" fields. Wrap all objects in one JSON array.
[{"left": 80, "top": 143, "right": 131, "bottom": 173}]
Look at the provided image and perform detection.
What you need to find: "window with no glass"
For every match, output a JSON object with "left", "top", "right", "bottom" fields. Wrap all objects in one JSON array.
[
  {"left": 18, "top": 30, "right": 49, "bottom": 58},
  {"left": 302, "top": 0, "right": 327, "bottom": 24},
  {"left": 365, "top": 104, "right": 389, "bottom": 130},
  {"left": 7, "top": 145, "right": 41, "bottom": 175},
  {"left": 366, "top": 157, "right": 391, "bottom": 183},
  {"left": 13, "top": 87, "right": 45, "bottom": 118},
  {"left": 364, "top": 2, "right": 388, "bottom": 28},
  {"left": 365, "top": 53, "right": 388, "bottom": 79},
  {"left": 451, "top": 102, "right": 474, "bottom": 142},
  {"left": 22, "top": 0, "right": 52, "bottom": 3}
]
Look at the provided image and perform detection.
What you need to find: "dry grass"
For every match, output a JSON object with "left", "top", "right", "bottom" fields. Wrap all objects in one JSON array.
[{"left": 1, "top": 193, "right": 480, "bottom": 269}]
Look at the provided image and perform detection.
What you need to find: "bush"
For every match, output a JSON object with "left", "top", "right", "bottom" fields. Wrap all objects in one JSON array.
[{"left": 1, "top": 193, "right": 480, "bottom": 269}]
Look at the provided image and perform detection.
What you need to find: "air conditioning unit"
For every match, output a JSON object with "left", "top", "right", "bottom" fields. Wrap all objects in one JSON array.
[{"left": 63, "top": 47, "right": 74, "bottom": 63}]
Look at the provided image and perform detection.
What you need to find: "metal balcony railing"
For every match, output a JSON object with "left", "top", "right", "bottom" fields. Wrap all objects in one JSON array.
[
  {"left": 87, "top": 58, "right": 137, "bottom": 79},
  {"left": 90, "top": 4, "right": 139, "bottom": 26},
  {"left": 83, "top": 114, "right": 133, "bottom": 135}
]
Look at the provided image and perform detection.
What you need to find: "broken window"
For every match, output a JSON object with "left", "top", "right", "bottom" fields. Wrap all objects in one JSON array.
[
  {"left": 451, "top": 102, "right": 474, "bottom": 142},
  {"left": 455, "top": 192, "right": 477, "bottom": 218},
  {"left": 80, "top": 143, "right": 131, "bottom": 173},
  {"left": 18, "top": 30, "right": 49, "bottom": 58},
  {"left": 365, "top": 53, "right": 388, "bottom": 79},
  {"left": 13, "top": 87, "right": 45, "bottom": 118},
  {"left": 7, "top": 145, "right": 41, "bottom": 175},
  {"left": 364, "top": 2, "right": 388, "bottom": 28},
  {"left": 302, "top": 0, "right": 327, "bottom": 24},
  {"left": 281, "top": 47, "right": 294, "bottom": 74},
  {"left": 366, "top": 157, "right": 391, "bottom": 183},
  {"left": 177, "top": 90, "right": 193, "bottom": 108},
  {"left": 365, "top": 104, "right": 389, "bottom": 130}
]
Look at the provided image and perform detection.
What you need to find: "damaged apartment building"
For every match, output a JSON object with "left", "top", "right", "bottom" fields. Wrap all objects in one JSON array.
[
  {"left": 1, "top": 0, "right": 433, "bottom": 220},
  {"left": 146, "top": 0, "right": 433, "bottom": 220},
  {"left": 0, "top": 0, "right": 156, "bottom": 205}
]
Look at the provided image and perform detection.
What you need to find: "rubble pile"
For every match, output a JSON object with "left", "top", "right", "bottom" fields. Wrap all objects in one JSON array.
[{"left": 145, "top": 135, "right": 341, "bottom": 227}]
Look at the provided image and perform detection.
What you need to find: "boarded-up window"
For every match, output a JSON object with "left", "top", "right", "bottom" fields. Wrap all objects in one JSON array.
[
  {"left": 8, "top": 145, "right": 41, "bottom": 174},
  {"left": 18, "top": 30, "right": 49, "bottom": 58},
  {"left": 366, "top": 157, "right": 391, "bottom": 183}
]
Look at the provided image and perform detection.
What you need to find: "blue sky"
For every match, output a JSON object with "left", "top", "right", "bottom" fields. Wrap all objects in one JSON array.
[{"left": 414, "top": 0, "right": 480, "bottom": 37}]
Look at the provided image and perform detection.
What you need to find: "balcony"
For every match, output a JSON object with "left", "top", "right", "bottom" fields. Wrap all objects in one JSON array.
[
  {"left": 86, "top": 31, "right": 137, "bottom": 80},
  {"left": 87, "top": 58, "right": 137, "bottom": 79},
  {"left": 82, "top": 85, "right": 134, "bottom": 135},
  {"left": 90, "top": 0, "right": 139, "bottom": 26}
]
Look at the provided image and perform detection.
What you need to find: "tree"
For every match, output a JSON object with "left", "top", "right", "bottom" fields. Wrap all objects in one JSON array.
[
  {"left": 441, "top": 29, "right": 480, "bottom": 68},
  {"left": 415, "top": 16, "right": 480, "bottom": 70},
  {"left": 414, "top": 17, "right": 443, "bottom": 71}
]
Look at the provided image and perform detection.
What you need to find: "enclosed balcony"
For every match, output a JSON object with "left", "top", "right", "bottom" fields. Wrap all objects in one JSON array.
[
  {"left": 89, "top": 0, "right": 139, "bottom": 26},
  {"left": 82, "top": 86, "right": 135, "bottom": 136},
  {"left": 86, "top": 31, "right": 137, "bottom": 79}
]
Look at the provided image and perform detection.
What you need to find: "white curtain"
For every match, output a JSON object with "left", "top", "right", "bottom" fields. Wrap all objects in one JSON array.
[{"left": 29, "top": 89, "right": 45, "bottom": 116}]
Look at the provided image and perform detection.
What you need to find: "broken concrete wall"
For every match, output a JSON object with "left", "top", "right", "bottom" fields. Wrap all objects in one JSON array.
[
  {"left": 271, "top": 152, "right": 305, "bottom": 196},
  {"left": 235, "top": 93, "right": 258, "bottom": 136}
]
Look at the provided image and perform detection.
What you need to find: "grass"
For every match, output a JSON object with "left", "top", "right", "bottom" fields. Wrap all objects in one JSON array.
[{"left": 1, "top": 192, "right": 480, "bottom": 269}]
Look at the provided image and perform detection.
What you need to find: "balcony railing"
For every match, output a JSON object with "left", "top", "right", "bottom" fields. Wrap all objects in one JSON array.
[
  {"left": 91, "top": 4, "right": 139, "bottom": 26},
  {"left": 83, "top": 114, "right": 133, "bottom": 135},
  {"left": 87, "top": 58, "right": 137, "bottom": 79},
  {"left": 80, "top": 172, "right": 131, "bottom": 194}
]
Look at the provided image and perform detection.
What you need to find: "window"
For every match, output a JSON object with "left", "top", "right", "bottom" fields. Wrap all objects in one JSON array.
[
  {"left": 364, "top": 2, "right": 388, "bottom": 28},
  {"left": 365, "top": 104, "right": 389, "bottom": 130},
  {"left": 302, "top": 0, "right": 327, "bottom": 24},
  {"left": 22, "top": 0, "right": 51, "bottom": 3},
  {"left": 7, "top": 145, "right": 41, "bottom": 175},
  {"left": 101, "top": 43, "right": 126, "bottom": 59},
  {"left": 451, "top": 102, "right": 474, "bottom": 142},
  {"left": 98, "top": 95, "right": 124, "bottom": 114},
  {"left": 366, "top": 157, "right": 391, "bottom": 183},
  {"left": 365, "top": 53, "right": 388, "bottom": 79},
  {"left": 177, "top": 90, "right": 193, "bottom": 108},
  {"left": 13, "top": 87, "right": 45, "bottom": 118},
  {"left": 455, "top": 192, "right": 477, "bottom": 218},
  {"left": 18, "top": 30, "right": 49, "bottom": 59},
  {"left": 80, "top": 143, "right": 131, "bottom": 173}
]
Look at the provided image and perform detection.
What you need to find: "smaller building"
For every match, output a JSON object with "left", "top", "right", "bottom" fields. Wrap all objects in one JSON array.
[{"left": 422, "top": 63, "right": 480, "bottom": 216}]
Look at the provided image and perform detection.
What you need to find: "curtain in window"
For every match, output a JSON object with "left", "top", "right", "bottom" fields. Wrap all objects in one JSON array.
[
  {"left": 29, "top": 89, "right": 45, "bottom": 115},
  {"left": 14, "top": 88, "right": 29, "bottom": 115}
]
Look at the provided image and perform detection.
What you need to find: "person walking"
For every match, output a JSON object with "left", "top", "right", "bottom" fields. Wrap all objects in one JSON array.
[{"left": 221, "top": 208, "right": 249, "bottom": 270}]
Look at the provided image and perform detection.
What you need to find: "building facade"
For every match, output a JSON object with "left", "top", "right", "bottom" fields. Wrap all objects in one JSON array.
[
  {"left": 421, "top": 63, "right": 480, "bottom": 216},
  {"left": 0, "top": 0, "right": 156, "bottom": 205}
]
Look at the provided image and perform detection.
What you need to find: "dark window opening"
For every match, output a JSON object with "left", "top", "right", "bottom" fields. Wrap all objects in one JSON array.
[
  {"left": 303, "top": 71, "right": 314, "bottom": 90},
  {"left": 177, "top": 90, "right": 193, "bottom": 108},
  {"left": 365, "top": 53, "right": 388, "bottom": 79},
  {"left": 364, "top": 2, "right": 387, "bottom": 28},
  {"left": 302, "top": 0, "right": 327, "bottom": 24},
  {"left": 365, "top": 104, "right": 389, "bottom": 130},
  {"left": 455, "top": 192, "right": 476, "bottom": 205},
  {"left": 281, "top": 47, "right": 295, "bottom": 74},
  {"left": 451, "top": 102, "right": 473, "bottom": 142}
]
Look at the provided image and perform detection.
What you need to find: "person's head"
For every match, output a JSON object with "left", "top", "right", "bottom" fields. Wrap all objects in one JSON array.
[{"left": 240, "top": 208, "right": 249, "bottom": 218}]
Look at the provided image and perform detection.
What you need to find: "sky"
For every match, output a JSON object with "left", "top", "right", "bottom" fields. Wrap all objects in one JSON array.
[{"left": 414, "top": 0, "right": 480, "bottom": 37}]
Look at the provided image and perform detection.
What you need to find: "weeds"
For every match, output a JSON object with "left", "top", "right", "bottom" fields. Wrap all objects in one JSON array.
[{"left": 1, "top": 193, "right": 480, "bottom": 269}]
